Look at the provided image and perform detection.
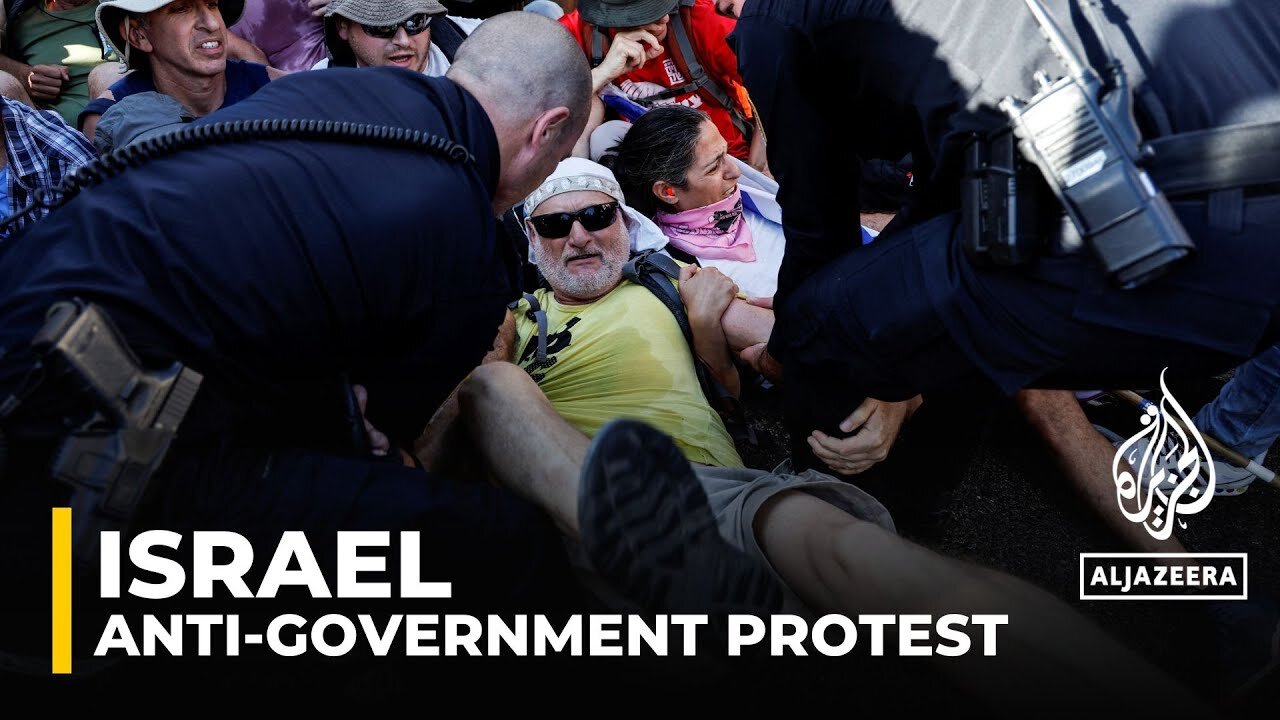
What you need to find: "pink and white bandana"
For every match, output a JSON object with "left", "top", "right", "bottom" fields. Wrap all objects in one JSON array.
[{"left": 653, "top": 187, "right": 756, "bottom": 263}]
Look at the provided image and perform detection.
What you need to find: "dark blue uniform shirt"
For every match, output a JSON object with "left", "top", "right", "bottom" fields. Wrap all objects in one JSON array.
[
  {"left": 0, "top": 67, "right": 513, "bottom": 447},
  {"left": 733, "top": 0, "right": 1280, "bottom": 386}
]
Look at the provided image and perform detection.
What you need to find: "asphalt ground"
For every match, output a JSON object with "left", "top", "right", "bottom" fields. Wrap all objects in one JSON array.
[{"left": 733, "top": 371, "right": 1280, "bottom": 715}]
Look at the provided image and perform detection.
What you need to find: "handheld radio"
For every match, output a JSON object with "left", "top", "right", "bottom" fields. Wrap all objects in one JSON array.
[{"left": 990, "top": 0, "right": 1194, "bottom": 287}]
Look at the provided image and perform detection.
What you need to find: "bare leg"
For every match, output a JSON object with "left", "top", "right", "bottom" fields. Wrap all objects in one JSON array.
[
  {"left": 557, "top": 414, "right": 1209, "bottom": 711},
  {"left": 0, "top": 70, "right": 33, "bottom": 106},
  {"left": 753, "top": 490, "right": 1211, "bottom": 714},
  {"left": 1017, "top": 389, "right": 1189, "bottom": 558},
  {"left": 459, "top": 369, "right": 1209, "bottom": 710},
  {"left": 458, "top": 361, "right": 590, "bottom": 537}
]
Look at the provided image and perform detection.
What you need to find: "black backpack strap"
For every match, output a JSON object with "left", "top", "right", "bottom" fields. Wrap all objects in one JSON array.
[
  {"left": 622, "top": 251, "right": 686, "bottom": 330},
  {"left": 622, "top": 251, "right": 753, "bottom": 446},
  {"left": 589, "top": 24, "right": 608, "bottom": 67},
  {"left": 665, "top": 5, "right": 754, "bottom": 145},
  {"left": 637, "top": 248, "right": 683, "bottom": 281},
  {"left": 658, "top": 243, "right": 700, "bottom": 266},
  {"left": 508, "top": 292, "right": 549, "bottom": 365},
  {"left": 432, "top": 16, "right": 467, "bottom": 63}
]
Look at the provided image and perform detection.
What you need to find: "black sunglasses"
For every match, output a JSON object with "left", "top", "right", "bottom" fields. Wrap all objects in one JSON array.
[
  {"left": 360, "top": 13, "right": 435, "bottom": 39},
  {"left": 530, "top": 202, "right": 620, "bottom": 239}
]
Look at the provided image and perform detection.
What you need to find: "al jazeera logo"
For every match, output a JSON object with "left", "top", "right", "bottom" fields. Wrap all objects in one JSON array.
[{"left": 1080, "top": 370, "right": 1247, "bottom": 600}]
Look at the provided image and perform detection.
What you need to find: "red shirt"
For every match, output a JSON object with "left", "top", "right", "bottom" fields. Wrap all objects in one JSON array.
[{"left": 560, "top": 0, "right": 750, "bottom": 160}]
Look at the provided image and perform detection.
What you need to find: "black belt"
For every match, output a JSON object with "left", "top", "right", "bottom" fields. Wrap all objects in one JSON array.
[{"left": 1146, "top": 120, "right": 1280, "bottom": 197}]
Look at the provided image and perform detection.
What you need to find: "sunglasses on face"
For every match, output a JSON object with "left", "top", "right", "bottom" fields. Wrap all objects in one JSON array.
[
  {"left": 530, "top": 202, "right": 621, "bottom": 239},
  {"left": 360, "top": 13, "right": 435, "bottom": 39}
]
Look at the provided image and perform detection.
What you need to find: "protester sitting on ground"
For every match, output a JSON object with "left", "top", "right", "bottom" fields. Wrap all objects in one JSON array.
[
  {"left": 418, "top": 157, "right": 774, "bottom": 473},
  {"left": 78, "top": 0, "right": 285, "bottom": 140},
  {"left": 0, "top": 93, "right": 95, "bottom": 235},
  {"left": 558, "top": 0, "right": 766, "bottom": 172},
  {"left": 0, "top": 0, "right": 118, "bottom": 127},
  {"left": 604, "top": 104, "right": 916, "bottom": 477},
  {"left": 420, "top": 155, "right": 895, "bottom": 612},
  {"left": 606, "top": 105, "right": 779, "bottom": 299},
  {"left": 314, "top": 0, "right": 480, "bottom": 74},
  {"left": 407, "top": 158, "right": 1216, "bottom": 715}
]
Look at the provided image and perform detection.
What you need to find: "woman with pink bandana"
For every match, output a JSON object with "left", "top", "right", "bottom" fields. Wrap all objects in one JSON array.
[
  {"left": 609, "top": 103, "right": 909, "bottom": 480},
  {"left": 607, "top": 103, "right": 873, "bottom": 300}
]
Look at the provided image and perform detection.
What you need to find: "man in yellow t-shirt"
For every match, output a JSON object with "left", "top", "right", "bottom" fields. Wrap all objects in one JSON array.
[
  {"left": 418, "top": 159, "right": 1212, "bottom": 707},
  {"left": 424, "top": 157, "right": 893, "bottom": 615},
  {"left": 513, "top": 264, "right": 743, "bottom": 468}
]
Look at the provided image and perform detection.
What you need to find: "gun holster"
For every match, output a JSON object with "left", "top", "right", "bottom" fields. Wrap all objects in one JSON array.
[{"left": 32, "top": 300, "right": 203, "bottom": 559}]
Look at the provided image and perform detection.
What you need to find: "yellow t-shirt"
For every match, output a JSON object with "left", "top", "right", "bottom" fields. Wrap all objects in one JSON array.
[{"left": 513, "top": 281, "right": 743, "bottom": 469}]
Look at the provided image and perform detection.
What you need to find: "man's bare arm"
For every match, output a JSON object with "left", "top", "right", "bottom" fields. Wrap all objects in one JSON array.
[
  {"left": 721, "top": 297, "right": 774, "bottom": 353},
  {"left": 679, "top": 266, "right": 742, "bottom": 398}
]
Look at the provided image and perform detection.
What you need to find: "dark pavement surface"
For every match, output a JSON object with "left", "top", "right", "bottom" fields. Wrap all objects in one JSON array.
[{"left": 736, "top": 371, "right": 1279, "bottom": 716}]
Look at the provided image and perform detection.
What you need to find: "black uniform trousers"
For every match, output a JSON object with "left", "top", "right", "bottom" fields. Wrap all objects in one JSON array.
[{"left": 779, "top": 193, "right": 1280, "bottom": 472}]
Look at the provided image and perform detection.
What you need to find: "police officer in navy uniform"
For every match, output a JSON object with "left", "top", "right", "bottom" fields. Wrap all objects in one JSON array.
[
  {"left": 716, "top": 0, "right": 1280, "bottom": 472},
  {"left": 0, "top": 11, "right": 590, "bottom": 684}
]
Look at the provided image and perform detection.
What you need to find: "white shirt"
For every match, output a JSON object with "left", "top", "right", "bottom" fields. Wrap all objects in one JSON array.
[
  {"left": 697, "top": 212, "right": 785, "bottom": 299},
  {"left": 693, "top": 184, "right": 874, "bottom": 299}
]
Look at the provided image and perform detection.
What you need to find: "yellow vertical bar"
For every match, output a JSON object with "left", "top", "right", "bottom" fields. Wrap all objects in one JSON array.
[{"left": 51, "top": 507, "right": 72, "bottom": 674}]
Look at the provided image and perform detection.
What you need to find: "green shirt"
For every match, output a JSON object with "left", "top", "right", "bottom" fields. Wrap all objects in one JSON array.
[{"left": 11, "top": 1, "right": 115, "bottom": 126}]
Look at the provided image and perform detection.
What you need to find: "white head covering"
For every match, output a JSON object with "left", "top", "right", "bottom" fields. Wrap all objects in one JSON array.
[{"left": 523, "top": 157, "right": 668, "bottom": 256}]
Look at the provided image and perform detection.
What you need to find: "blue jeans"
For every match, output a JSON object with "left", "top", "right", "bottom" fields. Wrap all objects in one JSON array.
[{"left": 1195, "top": 344, "right": 1280, "bottom": 458}]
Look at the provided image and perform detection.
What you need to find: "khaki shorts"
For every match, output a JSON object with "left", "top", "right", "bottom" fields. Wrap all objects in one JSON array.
[{"left": 569, "top": 462, "right": 896, "bottom": 616}]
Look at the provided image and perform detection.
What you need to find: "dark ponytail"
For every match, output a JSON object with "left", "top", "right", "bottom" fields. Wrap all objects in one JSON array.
[{"left": 606, "top": 105, "right": 709, "bottom": 217}]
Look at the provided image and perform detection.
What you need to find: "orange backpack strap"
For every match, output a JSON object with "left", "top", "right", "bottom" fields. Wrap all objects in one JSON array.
[{"left": 664, "top": 3, "right": 755, "bottom": 144}]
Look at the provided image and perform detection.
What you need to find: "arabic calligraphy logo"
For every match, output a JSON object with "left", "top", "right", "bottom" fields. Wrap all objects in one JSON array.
[{"left": 1112, "top": 369, "right": 1216, "bottom": 540}]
